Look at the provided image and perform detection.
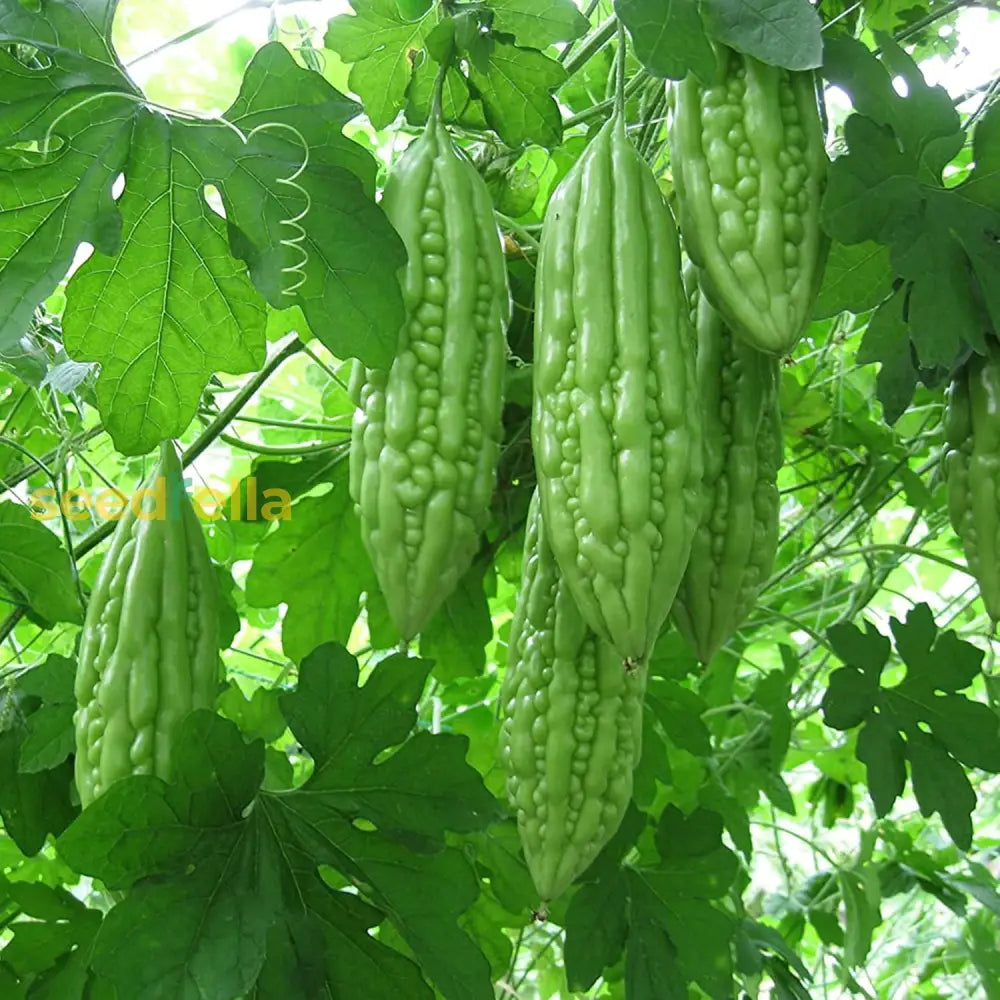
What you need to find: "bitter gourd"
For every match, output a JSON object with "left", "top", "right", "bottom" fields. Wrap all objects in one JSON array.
[
  {"left": 945, "top": 346, "right": 1000, "bottom": 622},
  {"left": 350, "top": 108, "right": 509, "bottom": 641},
  {"left": 669, "top": 46, "right": 828, "bottom": 356},
  {"left": 532, "top": 109, "right": 702, "bottom": 663},
  {"left": 74, "top": 441, "right": 221, "bottom": 807},
  {"left": 672, "top": 285, "right": 783, "bottom": 662},
  {"left": 499, "top": 492, "right": 646, "bottom": 905}
]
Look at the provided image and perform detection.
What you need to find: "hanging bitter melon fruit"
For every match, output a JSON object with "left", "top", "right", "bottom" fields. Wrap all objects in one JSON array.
[
  {"left": 672, "top": 284, "right": 784, "bottom": 662},
  {"left": 350, "top": 106, "right": 509, "bottom": 641},
  {"left": 532, "top": 108, "right": 702, "bottom": 664},
  {"left": 669, "top": 45, "right": 828, "bottom": 356},
  {"left": 499, "top": 492, "right": 646, "bottom": 905},
  {"left": 74, "top": 441, "right": 221, "bottom": 807},
  {"left": 945, "top": 345, "right": 1000, "bottom": 623}
]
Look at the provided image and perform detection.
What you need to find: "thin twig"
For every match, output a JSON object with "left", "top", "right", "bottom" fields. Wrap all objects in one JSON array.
[{"left": 125, "top": 0, "right": 324, "bottom": 68}]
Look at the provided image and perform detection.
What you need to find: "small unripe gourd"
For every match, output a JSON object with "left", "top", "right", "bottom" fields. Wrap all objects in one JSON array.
[{"left": 74, "top": 441, "right": 221, "bottom": 807}]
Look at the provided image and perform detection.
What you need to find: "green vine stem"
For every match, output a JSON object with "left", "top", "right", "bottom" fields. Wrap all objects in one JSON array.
[
  {"left": 562, "top": 69, "right": 647, "bottom": 130},
  {"left": 561, "top": 16, "right": 617, "bottom": 77},
  {"left": 222, "top": 413, "right": 352, "bottom": 433},
  {"left": 218, "top": 433, "right": 347, "bottom": 457},
  {"left": 614, "top": 20, "right": 627, "bottom": 119},
  {"left": 125, "top": 0, "right": 324, "bottom": 68},
  {"left": 0, "top": 424, "right": 105, "bottom": 494}
]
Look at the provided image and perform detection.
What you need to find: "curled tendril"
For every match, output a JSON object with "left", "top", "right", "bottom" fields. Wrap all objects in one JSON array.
[
  {"left": 40, "top": 89, "right": 147, "bottom": 153},
  {"left": 245, "top": 120, "right": 311, "bottom": 297},
  {"left": 37, "top": 91, "right": 312, "bottom": 298}
]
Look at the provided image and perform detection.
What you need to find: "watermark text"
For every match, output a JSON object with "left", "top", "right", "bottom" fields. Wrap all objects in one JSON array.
[{"left": 30, "top": 477, "right": 292, "bottom": 523}]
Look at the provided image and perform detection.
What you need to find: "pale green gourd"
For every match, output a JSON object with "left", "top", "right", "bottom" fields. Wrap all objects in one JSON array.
[
  {"left": 669, "top": 45, "right": 828, "bottom": 356},
  {"left": 500, "top": 492, "right": 646, "bottom": 905},
  {"left": 74, "top": 442, "right": 221, "bottom": 807},
  {"left": 532, "top": 110, "right": 702, "bottom": 664},
  {"left": 945, "top": 346, "right": 1000, "bottom": 623},
  {"left": 350, "top": 108, "right": 509, "bottom": 640},
  {"left": 672, "top": 286, "right": 783, "bottom": 662}
]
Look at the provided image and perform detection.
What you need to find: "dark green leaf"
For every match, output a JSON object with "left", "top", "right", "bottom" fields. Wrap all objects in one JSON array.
[
  {"left": 961, "top": 99, "right": 1000, "bottom": 211},
  {"left": 218, "top": 684, "right": 288, "bottom": 744},
  {"left": 889, "top": 193, "right": 991, "bottom": 365},
  {"left": 752, "top": 671, "right": 792, "bottom": 764},
  {"left": 822, "top": 36, "right": 962, "bottom": 179},
  {"left": 857, "top": 289, "right": 918, "bottom": 423},
  {"left": 826, "top": 621, "right": 890, "bottom": 675},
  {"left": 13, "top": 654, "right": 77, "bottom": 773},
  {"left": 821, "top": 116, "right": 922, "bottom": 247},
  {"left": 56, "top": 715, "right": 260, "bottom": 889},
  {"left": 467, "top": 41, "right": 566, "bottom": 148},
  {"left": 760, "top": 769, "right": 797, "bottom": 815},
  {"left": 19, "top": 702, "right": 75, "bottom": 773},
  {"left": 701, "top": 0, "right": 823, "bottom": 70},
  {"left": 966, "top": 910, "right": 1000, "bottom": 1000},
  {"left": 579, "top": 801, "right": 647, "bottom": 884},
  {"left": 325, "top": 0, "right": 428, "bottom": 130},
  {"left": 890, "top": 604, "right": 981, "bottom": 693},
  {"left": 699, "top": 783, "right": 752, "bottom": 857},
  {"left": 944, "top": 865, "right": 1000, "bottom": 918},
  {"left": 564, "top": 869, "right": 628, "bottom": 991},
  {"left": 856, "top": 714, "right": 906, "bottom": 816},
  {"left": 624, "top": 872, "right": 688, "bottom": 1000},
  {"left": 273, "top": 814, "right": 493, "bottom": 1000},
  {"left": 255, "top": 890, "right": 430, "bottom": 1000},
  {"left": 0, "top": 502, "right": 82, "bottom": 624},
  {"left": 908, "top": 735, "right": 976, "bottom": 849},
  {"left": 491, "top": 0, "right": 589, "bottom": 48},
  {"left": 60, "top": 649, "right": 496, "bottom": 1000},
  {"left": 825, "top": 606, "right": 997, "bottom": 845},
  {"left": 632, "top": 710, "right": 672, "bottom": 808},
  {"left": 469, "top": 822, "right": 537, "bottom": 914},
  {"left": 208, "top": 43, "right": 406, "bottom": 368},
  {"left": 812, "top": 241, "right": 894, "bottom": 319},
  {"left": 90, "top": 845, "right": 275, "bottom": 1000},
  {"left": 245, "top": 464, "right": 372, "bottom": 662},
  {"left": 631, "top": 870, "right": 735, "bottom": 995},
  {"left": 822, "top": 667, "right": 879, "bottom": 730},
  {"left": 615, "top": 0, "right": 716, "bottom": 81},
  {"left": 652, "top": 806, "right": 739, "bottom": 898},
  {"left": 838, "top": 866, "right": 881, "bottom": 967},
  {"left": 0, "top": 710, "right": 76, "bottom": 856},
  {"left": 737, "top": 919, "right": 812, "bottom": 981},
  {"left": 645, "top": 680, "right": 711, "bottom": 756},
  {"left": 279, "top": 645, "right": 428, "bottom": 778},
  {"left": 420, "top": 561, "right": 493, "bottom": 682}
]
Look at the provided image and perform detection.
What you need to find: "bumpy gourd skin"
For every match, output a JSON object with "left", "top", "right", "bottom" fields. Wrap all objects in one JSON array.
[
  {"left": 669, "top": 45, "right": 828, "bottom": 356},
  {"left": 672, "top": 287, "right": 783, "bottom": 662},
  {"left": 499, "top": 492, "right": 646, "bottom": 905},
  {"left": 532, "top": 111, "right": 702, "bottom": 664},
  {"left": 350, "top": 112, "right": 509, "bottom": 641},
  {"left": 74, "top": 442, "right": 221, "bottom": 807},
  {"left": 945, "top": 348, "right": 1000, "bottom": 622}
]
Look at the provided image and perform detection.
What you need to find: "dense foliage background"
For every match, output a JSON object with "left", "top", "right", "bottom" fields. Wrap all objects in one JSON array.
[{"left": 1, "top": 0, "right": 1000, "bottom": 997}]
